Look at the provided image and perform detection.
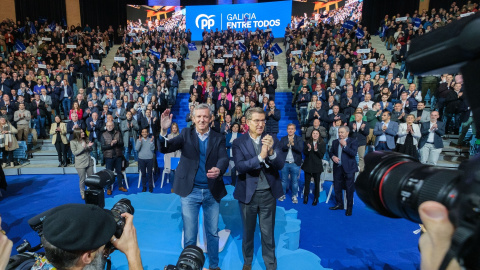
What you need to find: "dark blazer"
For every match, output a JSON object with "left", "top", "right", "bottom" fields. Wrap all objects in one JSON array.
[
  {"left": 307, "top": 108, "right": 328, "bottom": 126},
  {"left": 67, "top": 120, "right": 86, "bottom": 141},
  {"left": 418, "top": 121, "right": 445, "bottom": 149},
  {"left": 232, "top": 133, "right": 285, "bottom": 204},
  {"left": 59, "top": 86, "right": 74, "bottom": 100},
  {"left": 329, "top": 138, "right": 359, "bottom": 174},
  {"left": 373, "top": 121, "right": 399, "bottom": 149},
  {"left": 302, "top": 139, "right": 326, "bottom": 174},
  {"left": 29, "top": 100, "right": 47, "bottom": 118},
  {"left": 86, "top": 118, "right": 104, "bottom": 141},
  {"left": 278, "top": 135, "right": 304, "bottom": 166},
  {"left": 140, "top": 117, "right": 158, "bottom": 135},
  {"left": 265, "top": 108, "right": 281, "bottom": 134},
  {"left": 158, "top": 127, "right": 229, "bottom": 201},
  {"left": 348, "top": 120, "right": 370, "bottom": 146}
]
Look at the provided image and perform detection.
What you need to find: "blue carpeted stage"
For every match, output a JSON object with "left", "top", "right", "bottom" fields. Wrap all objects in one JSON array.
[{"left": 2, "top": 173, "right": 421, "bottom": 269}]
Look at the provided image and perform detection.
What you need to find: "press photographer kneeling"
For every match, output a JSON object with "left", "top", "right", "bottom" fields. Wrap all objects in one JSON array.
[{"left": 29, "top": 203, "right": 142, "bottom": 270}]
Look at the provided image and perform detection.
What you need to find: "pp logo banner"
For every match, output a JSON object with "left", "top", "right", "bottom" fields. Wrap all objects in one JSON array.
[{"left": 195, "top": 14, "right": 215, "bottom": 30}]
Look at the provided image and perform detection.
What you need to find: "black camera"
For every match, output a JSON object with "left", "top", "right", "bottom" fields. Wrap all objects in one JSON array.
[
  {"left": 164, "top": 245, "right": 205, "bottom": 270},
  {"left": 356, "top": 151, "right": 480, "bottom": 269},
  {"left": 85, "top": 169, "right": 116, "bottom": 208}
]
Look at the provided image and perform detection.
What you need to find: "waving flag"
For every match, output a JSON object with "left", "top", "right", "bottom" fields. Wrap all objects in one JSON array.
[
  {"left": 15, "top": 40, "right": 26, "bottom": 52},
  {"left": 251, "top": 53, "right": 259, "bottom": 60},
  {"left": 355, "top": 28, "right": 365, "bottom": 39},
  {"left": 188, "top": 43, "right": 197, "bottom": 51},
  {"left": 297, "top": 18, "right": 305, "bottom": 29},
  {"left": 271, "top": 43, "right": 283, "bottom": 55},
  {"left": 49, "top": 21, "right": 56, "bottom": 32},
  {"left": 343, "top": 20, "right": 356, "bottom": 30},
  {"left": 414, "top": 18, "right": 421, "bottom": 28},
  {"left": 149, "top": 49, "right": 161, "bottom": 59},
  {"left": 30, "top": 24, "right": 37, "bottom": 35},
  {"left": 18, "top": 27, "right": 25, "bottom": 33},
  {"left": 263, "top": 38, "right": 271, "bottom": 49},
  {"left": 238, "top": 42, "right": 246, "bottom": 52}
]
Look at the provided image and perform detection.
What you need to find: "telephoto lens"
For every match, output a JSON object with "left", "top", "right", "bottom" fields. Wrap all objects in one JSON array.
[
  {"left": 176, "top": 245, "right": 205, "bottom": 270},
  {"left": 355, "top": 151, "right": 463, "bottom": 223},
  {"left": 110, "top": 198, "right": 135, "bottom": 238}
]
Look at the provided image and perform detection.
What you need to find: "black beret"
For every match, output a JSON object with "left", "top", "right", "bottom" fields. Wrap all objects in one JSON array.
[{"left": 43, "top": 204, "right": 116, "bottom": 251}]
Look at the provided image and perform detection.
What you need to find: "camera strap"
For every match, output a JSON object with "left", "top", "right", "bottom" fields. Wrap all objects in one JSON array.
[
  {"left": 438, "top": 249, "right": 456, "bottom": 270},
  {"left": 439, "top": 226, "right": 474, "bottom": 270},
  {"left": 105, "top": 258, "right": 112, "bottom": 270}
]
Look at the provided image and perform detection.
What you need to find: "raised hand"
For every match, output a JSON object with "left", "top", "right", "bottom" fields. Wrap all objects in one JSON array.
[
  {"left": 307, "top": 143, "right": 312, "bottom": 151},
  {"left": 161, "top": 109, "right": 173, "bottom": 131}
]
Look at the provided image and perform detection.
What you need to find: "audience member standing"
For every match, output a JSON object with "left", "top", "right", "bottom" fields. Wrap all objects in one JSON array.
[
  {"left": 86, "top": 112, "right": 104, "bottom": 165},
  {"left": 374, "top": 111, "right": 399, "bottom": 151},
  {"left": 278, "top": 123, "right": 303, "bottom": 203},
  {"left": 70, "top": 128, "right": 94, "bottom": 200},
  {"left": 14, "top": 103, "right": 31, "bottom": 142},
  {"left": 226, "top": 123, "right": 242, "bottom": 186},
  {"left": 265, "top": 100, "right": 281, "bottom": 136},
  {"left": 349, "top": 112, "right": 370, "bottom": 172},
  {"left": 232, "top": 107, "right": 285, "bottom": 270},
  {"left": 329, "top": 126, "right": 358, "bottom": 216},
  {"left": 136, "top": 128, "right": 155, "bottom": 192},
  {"left": 302, "top": 129, "right": 326, "bottom": 205},
  {"left": 396, "top": 114, "right": 421, "bottom": 157},
  {"left": 102, "top": 121, "right": 127, "bottom": 194},
  {"left": 50, "top": 115, "right": 68, "bottom": 167},
  {"left": 0, "top": 117, "right": 18, "bottom": 168},
  {"left": 419, "top": 111, "right": 445, "bottom": 165}
]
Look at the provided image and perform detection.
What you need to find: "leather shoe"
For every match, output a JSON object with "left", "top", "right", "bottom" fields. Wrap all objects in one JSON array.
[
  {"left": 312, "top": 198, "right": 318, "bottom": 206},
  {"left": 149, "top": 188, "right": 153, "bottom": 193},
  {"left": 329, "top": 205, "right": 344, "bottom": 210},
  {"left": 142, "top": 187, "right": 147, "bottom": 192},
  {"left": 346, "top": 209, "right": 352, "bottom": 216},
  {"left": 119, "top": 187, "right": 128, "bottom": 192},
  {"left": 303, "top": 197, "right": 308, "bottom": 204},
  {"left": 107, "top": 190, "right": 112, "bottom": 195},
  {"left": 58, "top": 162, "right": 62, "bottom": 167},
  {"left": 242, "top": 265, "right": 252, "bottom": 270}
]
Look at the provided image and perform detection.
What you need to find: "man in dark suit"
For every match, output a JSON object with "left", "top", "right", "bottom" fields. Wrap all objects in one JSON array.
[
  {"left": 30, "top": 93, "right": 48, "bottom": 139},
  {"left": 307, "top": 100, "right": 328, "bottom": 127},
  {"left": 86, "top": 112, "right": 104, "bottom": 165},
  {"left": 67, "top": 113, "right": 86, "bottom": 141},
  {"left": 329, "top": 126, "right": 358, "bottom": 216},
  {"left": 340, "top": 87, "right": 359, "bottom": 120},
  {"left": 159, "top": 104, "right": 228, "bottom": 270},
  {"left": 349, "top": 112, "right": 369, "bottom": 172},
  {"left": 232, "top": 107, "right": 285, "bottom": 270},
  {"left": 278, "top": 123, "right": 303, "bottom": 203},
  {"left": 418, "top": 111, "right": 445, "bottom": 166},
  {"left": 140, "top": 109, "right": 158, "bottom": 137}
]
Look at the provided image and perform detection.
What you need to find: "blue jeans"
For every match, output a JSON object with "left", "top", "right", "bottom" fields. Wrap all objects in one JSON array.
[
  {"left": 34, "top": 116, "right": 46, "bottom": 137},
  {"left": 124, "top": 137, "right": 138, "bottom": 162},
  {"left": 181, "top": 188, "right": 220, "bottom": 269},
  {"left": 169, "top": 86, "right": 178, "bottom": 105},
  {"left": 62, "top": 98, "right": 71, "bottom": 118},
  {"left": 281, "top": 162, "right": 299, "bottom": 196},
  {"left": 299, "top": 107, "right": 308, "bottom": 126},
  {"left": 375, "top": 142, "right": 392, "bottom": 151}
]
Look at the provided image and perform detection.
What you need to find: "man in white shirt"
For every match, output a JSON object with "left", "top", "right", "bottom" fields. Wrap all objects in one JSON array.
[{"left": 357, "top": 93, "right": 374, "bottom": 113}]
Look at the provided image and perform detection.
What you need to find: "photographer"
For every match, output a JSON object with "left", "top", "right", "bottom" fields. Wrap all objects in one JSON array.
[{"left": 36, "top": 204, "right": 142, "bottom": 270}]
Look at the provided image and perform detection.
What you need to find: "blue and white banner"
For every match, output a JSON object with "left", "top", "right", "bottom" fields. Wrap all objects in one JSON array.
[
  {"left": 355, "top": 28, "right": 365, "bottom": 39},
  {"left": 342, "top": 20, "right": 356, "bottom": 30},
  {"left": 186, "top": 1, "right": 292, "bottom": 41},
  {"left": 271, "top": 43, "right": 283, "bottom": 55},
  {"left": 188, "top": 43, "right": 197, "bottom": 51},
  {"left": 238, "top": 42, "right": 247, "bottom": 52},
  {"left": 414, "top": 18, "right": 421, "bottom": 28}
]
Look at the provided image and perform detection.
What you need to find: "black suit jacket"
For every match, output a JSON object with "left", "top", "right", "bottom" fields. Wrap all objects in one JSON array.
[
  {"left": 329, "top": 138, "right": 358, "bottom": 174},
  {"left": 302, "top": 139, "right": 326, "bottom": 174},
  {"left": 419, "top": 121, "right": 445, "bottom": 149},
  {"left": 348, "top": 121, "right": 370, "bottom": 146},
  {"left": 86, "top": 118, "right": 104, "bottom": 141},
  {"left": 67, "top": 120, "right": 86, "bottom": 141},
  {"left": 278, "top": 135, "right": 304, "bottom": 167},
  {"left": 159, "top": 128, "right": 229, "bottom": 201},
  {"left": 232, "top": 133, "right": 285, "bottom": 204}
]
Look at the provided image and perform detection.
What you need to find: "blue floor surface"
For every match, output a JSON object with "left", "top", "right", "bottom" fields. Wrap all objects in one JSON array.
[{"left": 2, "top": 173, "right": 420, "bottom": 270}]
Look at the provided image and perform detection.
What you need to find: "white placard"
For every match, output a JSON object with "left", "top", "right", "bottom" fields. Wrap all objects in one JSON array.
[
  {"left": 38, "top": 64, "right": 47, "bottom": 68},
  {"left": 214, "top": 59, "right": 225, "bottom": 64},
  {"left": 158, "top": 27, "right": 165, "bottom": 30},
  {"left": 114, "top": 57, "right": 126, "bottom": 62},
  {"left": 214, "top": 46, "right": 224, "bottom": 49},
  {"left": 44, "top": 28, "right": 51, "bottom": 32},
  {"left": 310, "top": 19, "right": 317, "bottom": 23},
  {"left": 133, "top": 49, "right": 142, "bottom": 54},
  {"left": 313, "top": 50, "right": 324, "bottom": 55},
  {"left": 291, "top": 50, "right": 302, "bottom": 55},
  {"left": 356, "top": 48, "right": 371, "bottom": 54},
  {"left": 89, "top": 59, "right": 100, "bottom": 64},
  {"left": 265, "top": 29, "right": 272, "bottom": 32},
  {"left": 460, "top": 12, "right": 475, "bottom": 17},
  {"left": 395, "top": 17, "right": 408, "bottom": 22},
  {"left": 223, "top": 54, "right": 233, "bottom": 58},
  {"left": 362, "top": 59, "right": 377, "bottom": 64},
  {"left": 166, "top": 58, "right": 178, "bottom": 63},
  {"left": 266, "top": 62, "right": 278, "bottom": 66},
  {"left": 251, "top": 32, "right": 257, "bottom": 35},
  {"left": 235, "top": 40, "right": 244, "bottom": 44},
  {"left": 42, "top": 37, "right": 51, "bottom": 41},
  {"left": 98, "top": 49, "right": 104, "bottom": 54},
  {"left": 66, "top": 44, "right": 77, "bottom": 49},
  {"left": 128, "top": 32, "right": 136, "bottom": 36}
]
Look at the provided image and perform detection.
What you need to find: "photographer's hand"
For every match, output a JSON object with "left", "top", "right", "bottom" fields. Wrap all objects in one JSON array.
[
  {"left": 111, "top": 213, "right": 143, "bottom": 270},
  {"left": 0, "top": 216, "right": 13, "bottom": 270},
  {"left": 418, "top": 201, "right": 461, "bottom": 270}
]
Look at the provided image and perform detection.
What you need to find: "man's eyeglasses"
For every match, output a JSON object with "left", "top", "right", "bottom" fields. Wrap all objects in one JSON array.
[{"left": 249, "top": 119, "right": 266, "bottom": 125}]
